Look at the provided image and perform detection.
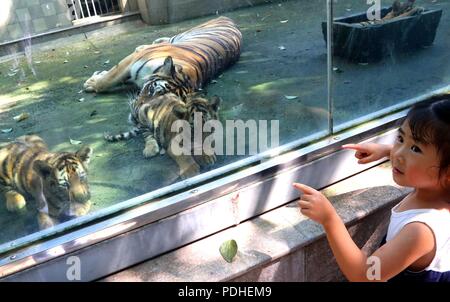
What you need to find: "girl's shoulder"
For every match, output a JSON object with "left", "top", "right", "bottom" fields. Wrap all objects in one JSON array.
[
  {"left": 388, "top": 204, "right": 450, "bottom": 242},
  {"left": 394, "top": 192, "right": 450, "bottom": 213}
]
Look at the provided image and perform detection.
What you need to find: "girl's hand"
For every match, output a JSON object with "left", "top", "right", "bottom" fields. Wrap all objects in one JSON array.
[
  {"left": 293, "top": 183, "right": 338, "bottom": 227},
  {"left": 341, "top": 143, "right": 392, "bottom": 164}
]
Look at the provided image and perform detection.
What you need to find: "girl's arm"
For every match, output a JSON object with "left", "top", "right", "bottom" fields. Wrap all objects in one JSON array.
[
  {"left": 321, "top": 214, "right": 369, "bottom": 281},
  {"left": 370, "top": 222, "right": 435, "bottom": 281},
  {"left": 293, "top": 183, "right": 435, "bottom": 281},
  {"left": 342, "top": 143, "right": 392, "bottom": 164}
]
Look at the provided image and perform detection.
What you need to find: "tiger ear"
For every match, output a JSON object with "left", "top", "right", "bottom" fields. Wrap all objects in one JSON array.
[
  {"left": 173, "top": 105, "right": 188, "bottom": 119},
  {"left": 33, "top": 160, "right": 53, "bottom": 178},
  {"left": 175, "top": 65, "right": 183, "bottom": 73},
  {"left": 76, "top": 146, "right": 93, "bottom": 167},
  {"left": 209, "top": 96, "right": 222, "bottom": 112},
  {"left": 159, "top": 56, "right": 175, "bottom": 77}
]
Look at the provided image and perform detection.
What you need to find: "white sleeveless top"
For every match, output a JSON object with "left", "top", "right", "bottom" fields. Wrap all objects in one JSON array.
[{"left": 386, "top": 202, "right": 450, "bottom": 273}]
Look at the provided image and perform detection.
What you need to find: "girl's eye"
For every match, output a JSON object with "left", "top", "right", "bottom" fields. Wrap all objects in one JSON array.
[
  {"left": 411, "top": 145, "right": 422, "bottom": 153},
  {"left": 396, "top": 135, "right": 404, "bottom": 143}
]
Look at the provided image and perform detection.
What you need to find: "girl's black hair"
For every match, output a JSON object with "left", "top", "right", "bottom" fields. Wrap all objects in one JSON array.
[{"left": 406, "top": 93, "right": 450, "bottom": 180}]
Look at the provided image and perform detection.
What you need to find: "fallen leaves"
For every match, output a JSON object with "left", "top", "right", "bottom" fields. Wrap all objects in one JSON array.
[
  {"left": 69, "top": 138, "right": 82, "bottom": 145},
  {"left": 8, "top": 68, "right": 19, "bottom": 77},
  {"left": 13, "top": 113, "right": 30, "bottom": 122},
  {"left": 284, "top": 95, "right": 299, "bottom": 100}
]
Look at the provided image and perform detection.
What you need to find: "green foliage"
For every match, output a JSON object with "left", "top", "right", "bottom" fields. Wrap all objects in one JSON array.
[{"left": 219, "top": 239, "right": 238, "bottom": 263}]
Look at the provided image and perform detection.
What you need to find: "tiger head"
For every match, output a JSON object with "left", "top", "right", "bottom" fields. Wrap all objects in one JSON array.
[
  {"left": 33, "top": 146, "right": 93, "bottom": 220},
  {"left": 173, "top": 94, "right": 221, "bottom": 155},
  {"left": 140, "top": 56, "right": 192, "bottom": 100},
  {"left": 173, "top": 93, "right": 222, "bottom": 126}
]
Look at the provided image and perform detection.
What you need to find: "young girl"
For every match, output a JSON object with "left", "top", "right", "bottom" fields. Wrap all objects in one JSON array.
[{"left": 293, "top": 95, "right": 450, "bottom": 282}]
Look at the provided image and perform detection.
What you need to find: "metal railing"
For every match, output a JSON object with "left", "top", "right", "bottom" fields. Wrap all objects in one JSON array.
[{"left": 67, "top": 0, "right": 120, "bottom": 21}]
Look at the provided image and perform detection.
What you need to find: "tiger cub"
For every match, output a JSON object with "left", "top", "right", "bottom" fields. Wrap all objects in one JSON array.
[
  {"left": 0, "top": 135, "right": 93, "bottom": 229},
  {"left": 104, "top": 93, "right": 221, "bottom": 179}
]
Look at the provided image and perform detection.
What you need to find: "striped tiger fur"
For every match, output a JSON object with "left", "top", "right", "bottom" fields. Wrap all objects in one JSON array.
[
  {"left": 83, "top": 16, "right": 242, "bottom": 98},
  {"left": 105, "top": 93, "right": 221, "bottom": 179},
  {"left": 103, "top": 91, "right": 144, "bottom": 142},
  {"left": 0, "top": 135, "right": 93, "bottom": 229}
]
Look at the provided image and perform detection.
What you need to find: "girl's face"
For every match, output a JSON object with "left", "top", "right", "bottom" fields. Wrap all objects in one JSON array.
[{"left": 391, "top": 121, "right": 443, "bottom": 189}]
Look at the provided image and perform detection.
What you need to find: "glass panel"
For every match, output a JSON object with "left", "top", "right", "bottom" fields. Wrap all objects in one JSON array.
[
  {"left": 0, "top": 1, "right": 328, "bottom": 252},
  {"left": 332, "top": 0, "right": 450, "bottom": 130}
]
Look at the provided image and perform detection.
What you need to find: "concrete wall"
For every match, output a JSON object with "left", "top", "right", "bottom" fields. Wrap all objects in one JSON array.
[
  {"left": 119, "top": 0, "right": 139, "bottom": 12},
  {"left": 0, "top": 0, "right": 73, "bottom": 43},
  {"left": 0, "top": 0, "right": 138, "bottom": 44},
  {"left": 0, "top": 0, "right": 271, "bottom": 42},
  {"left": 138, "top": 0, "right": 280, "bottom": 25}
]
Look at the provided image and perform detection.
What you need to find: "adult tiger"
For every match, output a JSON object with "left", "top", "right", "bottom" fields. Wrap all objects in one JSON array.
[
  {"left": 0, "top": 135, "right": 93, "bottom": 229},
  {"left": 83, "top": 16, "right": 242, "bottom": 97},
  {"left": 105, "top": 92, "right": 221, "bottom": 179}
]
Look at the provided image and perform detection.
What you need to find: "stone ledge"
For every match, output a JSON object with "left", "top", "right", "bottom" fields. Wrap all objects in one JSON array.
[{"left": 101, "top": 162, "right": 411, "bottom": 282}]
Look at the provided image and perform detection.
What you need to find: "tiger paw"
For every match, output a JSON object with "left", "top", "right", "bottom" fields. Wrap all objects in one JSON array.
[
  {"left": 180, "top": 163, "right": 200, "bottom": 180},
  {"left": 38, "top": 213, "right": 57, "bottom": 230},
  {"left": 196, "top": 153, "right": 217, "bottom": 167},
  {"left": 5, "top": 191, "right": 26, "bottom": 212},
  {"left": 83, "top": 70, "right": 108, "bottom": 93},
  {"left": 71, "top": 200, "right": 92, "bottom": 217},
  {"left": 143, "top": 140, "right": 160, "bottom": 158}
]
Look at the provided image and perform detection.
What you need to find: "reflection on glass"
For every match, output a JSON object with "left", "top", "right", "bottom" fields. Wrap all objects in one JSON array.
[
  {"left": 332, "top": 0, "right": 450, "bottom": 128},
  {"left": 0, "top": 1, "right": 328, "bottom": 250}
]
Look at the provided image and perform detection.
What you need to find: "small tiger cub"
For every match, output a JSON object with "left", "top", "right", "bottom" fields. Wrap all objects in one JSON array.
[
  {"left": 0, "top": 135, "right": 93, "bottom": 229},
  {"left": 105, "top": 92, "right": 221, "bottom": 179}
]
